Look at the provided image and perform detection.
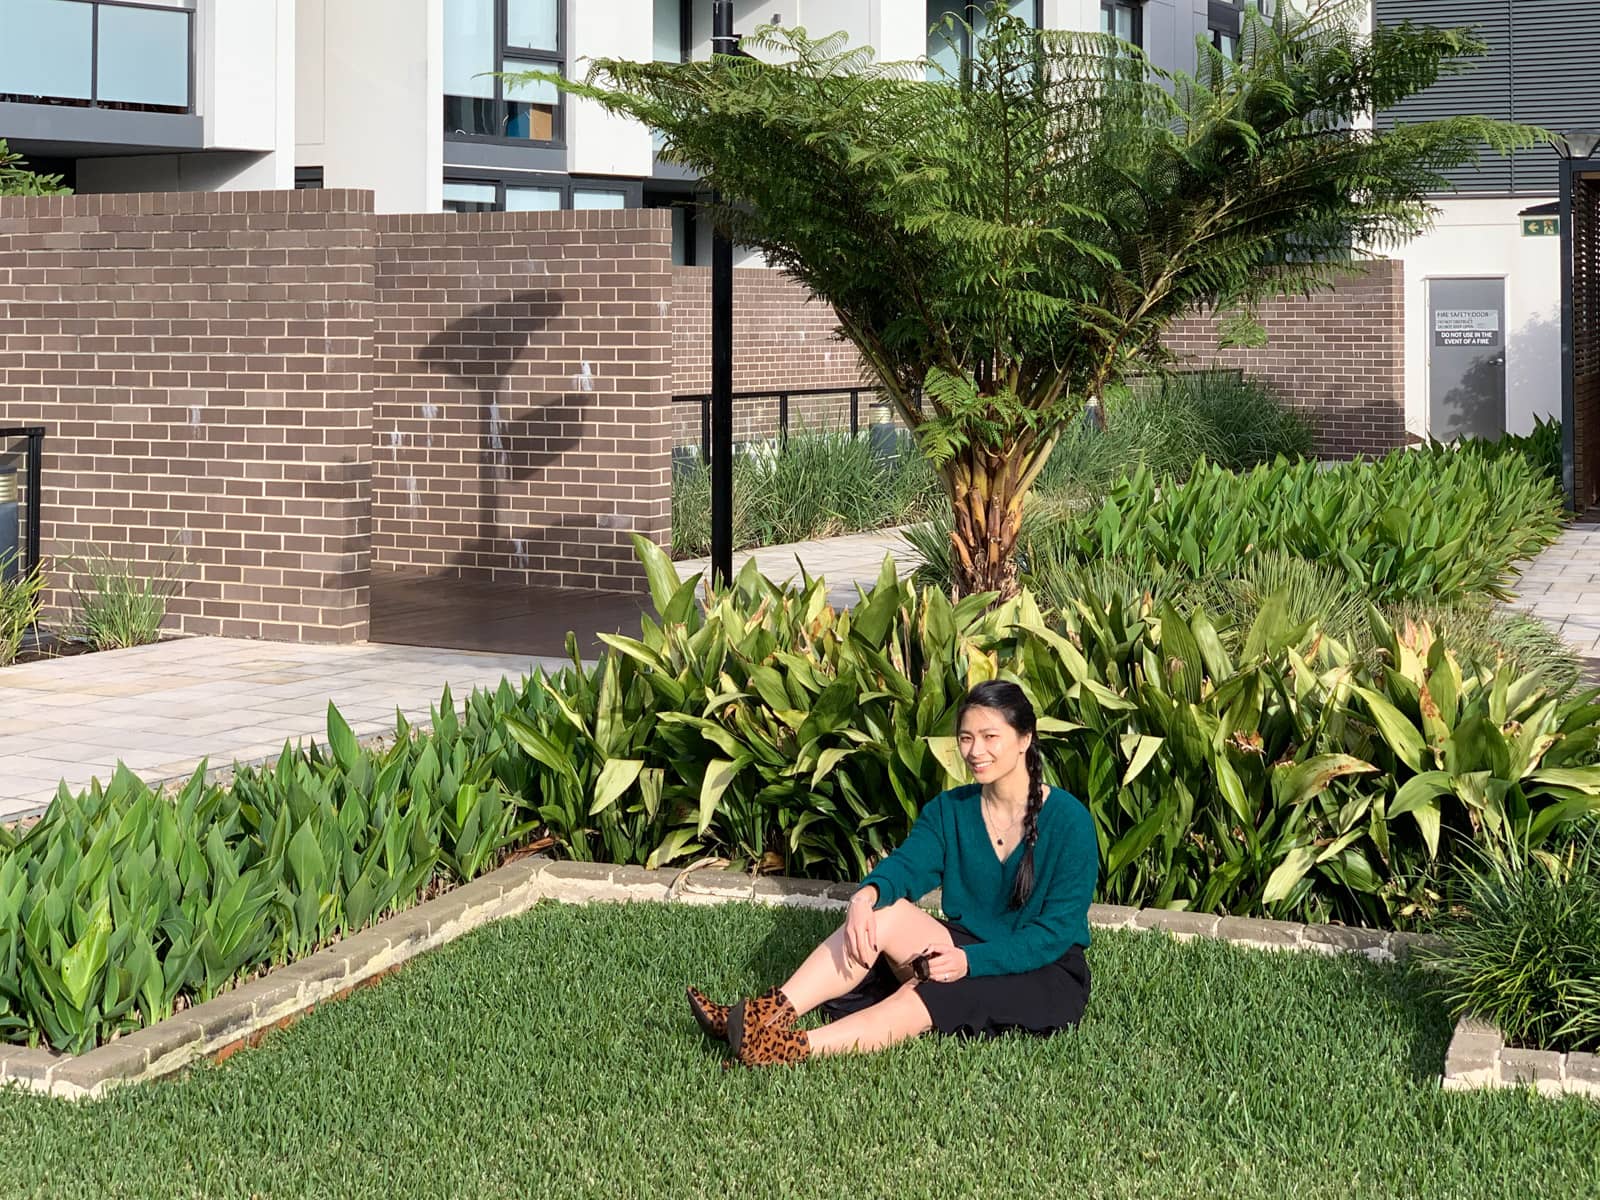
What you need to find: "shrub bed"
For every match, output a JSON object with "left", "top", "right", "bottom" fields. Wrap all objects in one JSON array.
[
  {"left": 671, "top": 427, "right": 939, "bottom": 557},
  {"left": 913, "top": 445, "right": 1564, "bottom": 610},
  {"left": 6, "top": 541, "right": 1597, "bottom": 1055}
]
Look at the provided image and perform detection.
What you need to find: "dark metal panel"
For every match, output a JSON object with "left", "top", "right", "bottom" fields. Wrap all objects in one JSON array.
[{"left": 0, "top": 101, "right": 203, "bottom": 154}]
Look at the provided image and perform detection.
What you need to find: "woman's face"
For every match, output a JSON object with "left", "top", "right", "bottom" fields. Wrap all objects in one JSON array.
[{"left": 957, "top": 706, "right": 1031, "bottom": 786}]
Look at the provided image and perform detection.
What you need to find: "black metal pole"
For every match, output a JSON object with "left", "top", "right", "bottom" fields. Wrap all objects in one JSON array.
[
  {"left": 709, "top": 0, "right": 738, "bottom": 588},
  {"left": 24, "top": 429, "right": 41, "bottom": 577},
  {"left": 1560, "top": 157, "right": 1577, "bottom": 513}
]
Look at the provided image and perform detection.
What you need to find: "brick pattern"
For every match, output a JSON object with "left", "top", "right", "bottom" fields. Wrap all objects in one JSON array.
[
  {"left": 373, "top": 210, "right": 672, "bottom": 591},
  {"left": 1163, "top": 261, "right": 1407, "bottom": 458},
  {"left": 672, "top": 263, "right": 1407, "bottom": 459},
  {"left": 0, "top": 189, "right": 374, "bottom": 643}
]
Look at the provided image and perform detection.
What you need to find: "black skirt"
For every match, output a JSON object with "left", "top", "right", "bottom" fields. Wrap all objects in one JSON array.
[{"left": 817, "top": 918, "right": 1090, "bottom": 1040}]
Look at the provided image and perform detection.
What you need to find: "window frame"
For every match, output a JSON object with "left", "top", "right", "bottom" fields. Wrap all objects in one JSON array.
[
  {"left": 926, "top": 1, "right": 1044, "bottom": 79},
  {"left": 1099, "top": 0, "right": 1143, "bottom": 50},
  {"left": 1208, "top": 0, "right": 1243, "bottom": 56},
  {"left": 442, "top": 169, "right": 644, "bottom": 214},
  {"left": 0, "top": 0, "right": 196, "bottom": 115},
  {"left": 443, "top": 0, "right": 566, "bottom": 151}
]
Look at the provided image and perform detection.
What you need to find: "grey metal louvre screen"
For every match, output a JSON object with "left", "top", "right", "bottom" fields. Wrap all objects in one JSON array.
[
  {"left": 1374, "top": 0, "right": 1600, "bottom": 197},
  {"left": 1507, "top": 1, "right": 1600, "bottom": 195},
  {"left": 1373, "top": 0, "right": 1512, "bottom": 193}
]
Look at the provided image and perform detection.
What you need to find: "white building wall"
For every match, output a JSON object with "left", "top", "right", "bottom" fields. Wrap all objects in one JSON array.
[
  {"left": 299, "top": 0, "right": 441, "bottom": 213},
  {"left": 1396, "top": 198, "right": 1562, "bottom": 439},
  {"left": 77, "top": 0, "right": 294, "bottom": 193},
  {"left": 569, "top": 0, "right": 655, "bottom": 177}
]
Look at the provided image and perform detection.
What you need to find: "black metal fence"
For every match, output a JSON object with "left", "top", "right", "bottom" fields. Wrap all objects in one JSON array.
[
  {"left": 0, "top": 427, "right": 44, "bottom": 584},
  {"left": 671, "top": 386, "right": 874, "bottom": 463}
]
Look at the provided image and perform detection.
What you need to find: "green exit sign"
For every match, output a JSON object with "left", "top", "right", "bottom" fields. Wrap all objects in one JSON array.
[{"left": 1522, "top": 216, "right": 1560, "bottom": 238}]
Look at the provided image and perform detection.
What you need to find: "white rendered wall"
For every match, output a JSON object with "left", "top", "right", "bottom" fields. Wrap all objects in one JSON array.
[
  {"left": 569, "top": 0, "right": 654, "bottom": 177},
  {"left": 299, "top": 0, "right": 440, "bottom": 212},
  {"left": 200, "top": 0, "right": 294, "bottom": 184},
  {"left": 1396, "top": 198, "right": 1562, "bottom": 440}
]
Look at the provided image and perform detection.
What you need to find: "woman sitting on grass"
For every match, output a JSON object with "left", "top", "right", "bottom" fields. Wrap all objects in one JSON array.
[{"left": 687, "top": 679, "right": 1100, "bottom": 1067}]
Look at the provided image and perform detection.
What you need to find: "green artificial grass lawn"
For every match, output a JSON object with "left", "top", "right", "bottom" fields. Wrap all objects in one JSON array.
[{"left": 3, "top": 903, "right": 1598, "bottom": 1200}]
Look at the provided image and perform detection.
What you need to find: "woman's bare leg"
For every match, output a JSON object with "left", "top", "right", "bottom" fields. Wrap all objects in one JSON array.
[
  {"left": 806, "top": 981, "right": 934, "bottom": 1056},
  {"left": 777, "top": 899, "right": 954, "bottom": 1018}
]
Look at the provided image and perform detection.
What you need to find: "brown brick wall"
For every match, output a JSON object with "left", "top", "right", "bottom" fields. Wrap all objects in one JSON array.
[
  {"left": 0, "top": 192, "right": 674, "bottom": 644},
  {"left": 1163, "top": 260, "right": 1407, "bottom": 457},
  {"left": 0, "top": 189, "right": 374, "bottom": 643},
  {"left": 671, "top": 267, "right": 875, "bottom": 446},
  {"left": 672, "top": 262, "right": 1406, "bottom": 458},
  {"left": 373, "top": 210, "right": 672, "bottom": 591}
]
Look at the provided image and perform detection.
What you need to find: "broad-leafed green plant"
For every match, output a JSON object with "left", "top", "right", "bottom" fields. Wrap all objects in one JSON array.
[
  {"left": 522, "top": 1, "right": 1539, "bottom": 597},
  {"left": 0, "top": 139, "right": 69, "bottom": 197}
]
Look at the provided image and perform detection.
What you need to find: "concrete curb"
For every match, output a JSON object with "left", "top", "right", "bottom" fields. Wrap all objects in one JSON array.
[
  {"left": 1442, "top": 1015, "right": 1600, "bottom": 1102},
  {"left": 0, "top": 858, "right": 1443, "bottom": 1102}
]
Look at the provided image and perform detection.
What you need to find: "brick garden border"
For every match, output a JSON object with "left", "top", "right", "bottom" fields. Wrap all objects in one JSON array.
[
  {"left": 0, "top": 857, "right": 1453, "bottom": 1102},
  {"left": 1443, "top": 1016, "right": 1600, "bottom": 1101}
]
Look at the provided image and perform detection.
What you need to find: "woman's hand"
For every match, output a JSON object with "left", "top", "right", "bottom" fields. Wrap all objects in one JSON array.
[
  {"left": 917, "top": 943, "right": 969, "bottom": 984},
  {"left": 845, "top": 887, "right": 880, "bottom": 967}
]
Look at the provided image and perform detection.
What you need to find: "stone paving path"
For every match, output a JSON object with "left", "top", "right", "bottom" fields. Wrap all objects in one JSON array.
[
  {"left": 1506, "top": 511, "right": 1600, "bottom": 680},
  {"left": 0, "top": 639, "right": 566, "bottom": 824},
  {"left": 673, "top": 526, "right": 920, "bottom": 608},
  {"left": 0, "top": 528, "right": 921, "bottom": 825}
]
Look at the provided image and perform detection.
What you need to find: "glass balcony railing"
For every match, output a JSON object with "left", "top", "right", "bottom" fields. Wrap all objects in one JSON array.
[{"left": 0, "top": 0, "right": 193, "bottom": 114}]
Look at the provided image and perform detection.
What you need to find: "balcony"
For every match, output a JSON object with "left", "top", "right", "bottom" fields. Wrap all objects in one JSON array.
[{"left": 0, "top": 0, "right": 201, "bottom": 155}]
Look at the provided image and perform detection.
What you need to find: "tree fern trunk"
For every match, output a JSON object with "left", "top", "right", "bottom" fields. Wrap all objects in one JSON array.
[{"left": 944, "top": 447, "right": 1024, "bottom": 600}]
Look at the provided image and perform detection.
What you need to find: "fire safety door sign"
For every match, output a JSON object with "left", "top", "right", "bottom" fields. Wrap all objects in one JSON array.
[{"left": 1433, "top": 309, "right": 1501, "bottom": 348}]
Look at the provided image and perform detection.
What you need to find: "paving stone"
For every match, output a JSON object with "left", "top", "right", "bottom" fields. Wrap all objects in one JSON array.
[
  {"left": 609, "top": 864, "right": 673, "bottom": 900},
  {"left": 187, "top": 982, "right": 284, "bottom": 1045},
  {"left": 1298, "top": 923, "right": 1388, "bottom": 958},
  {"left": 915, "top": 889, "right": 943, "bottom": 912},
  {"left": 750, "top": 875, "right": 840, "bottom": 908},
  {"left": 0, "top": 1046, "right": 61, "bottom": 1088},
  {"left": 108, "top": 1014, "right": 207, "bottom": 1071},
  {"left": 1387, "top": 931, "right": 1447, "bottom": 962},
  {"left": 1442, "top": 1017, "right": 1502, "bottom": 1090},
  {"left": 1087, "top": 904, "right": 1140, "bottom": 929},
  {"left": 541, "top": 860, "right": 615, "bottom": 883},
  {"left": 1216, "top": 916, "right": 1305, "bottom": 949},
  {"left": 1563, "top": 1052, "right": 1600, "bottom": 1091},
  {"left": 1501, "top": 1048, "right": 1566, "bottom": 1095},
  {"left": 51, "top": 1040, "right": 151, "bottom": 1098},
  {"left": 1132, "top": 909, "right": 1222, "bottom": 939}
]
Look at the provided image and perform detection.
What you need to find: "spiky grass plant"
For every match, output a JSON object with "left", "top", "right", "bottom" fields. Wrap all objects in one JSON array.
[
  {"left": 1425, "top": 824, "right": 1600, "bottom": 1053},
  {"left": 0, "top": 553, "right": 46, "bottom": 665},
  {"left": 66, "top": 545, "right": 186, "bottom": 651}
]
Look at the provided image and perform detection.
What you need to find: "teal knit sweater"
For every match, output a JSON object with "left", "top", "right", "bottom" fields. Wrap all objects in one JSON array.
[{"left": 858, "top": 783, "right": 1099, "bottom": 977}]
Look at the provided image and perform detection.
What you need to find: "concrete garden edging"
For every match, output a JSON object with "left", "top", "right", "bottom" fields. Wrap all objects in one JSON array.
[
  {"left": 1442, "top": 1016, "right": 1600, "bottom": 1102},
  {"left": 0, "top": 856, "right": 1443, "bottom": 1102}
]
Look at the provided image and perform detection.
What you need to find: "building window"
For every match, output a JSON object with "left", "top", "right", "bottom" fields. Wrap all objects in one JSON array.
[
  {"left": 295, "top": 167, "right": 324, "bottom": 190},
  {"left": 927, "top": 1, "right": 1041, "bottom": 79},
  {"left": 444, "top": 174, "right": 642, "bottom": 213},
  {"left": 0, "top": 0, "right": 194, "bottom": 114},
  {"left": 444, "top": 0, "right": 563, "bottom": 145},
  {"left": 1100, "top": 2, "right": 1141, "bottom": 48},
  {"left": 1208, "top": 1, "right": 1243, "bottom": 58}
]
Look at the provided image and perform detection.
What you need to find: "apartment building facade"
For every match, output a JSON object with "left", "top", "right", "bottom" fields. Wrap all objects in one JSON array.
[
  {"left": 3, "top": 1, "right": 1273, "bottom": 247},
  {"left": 1373, "top": 0, "right": 1600, "bottom": 446}
]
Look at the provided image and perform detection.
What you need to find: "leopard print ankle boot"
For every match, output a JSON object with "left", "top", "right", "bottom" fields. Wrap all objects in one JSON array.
[
  {"left": 686, "top": 985, "right": 730, "bottom": 1041},
  {"left": 728, "top": 988, "right": 810, "bottom": 1067}
]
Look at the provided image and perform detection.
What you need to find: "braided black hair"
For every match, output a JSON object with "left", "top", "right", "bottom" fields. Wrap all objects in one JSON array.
[{"left": 957, "top": 680, "right": 1045, "bottom": 909}]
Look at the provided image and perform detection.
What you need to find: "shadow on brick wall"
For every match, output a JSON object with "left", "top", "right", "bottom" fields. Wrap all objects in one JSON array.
[{"left": 410, "top": 292, "right": 619, "bottom": 586}]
